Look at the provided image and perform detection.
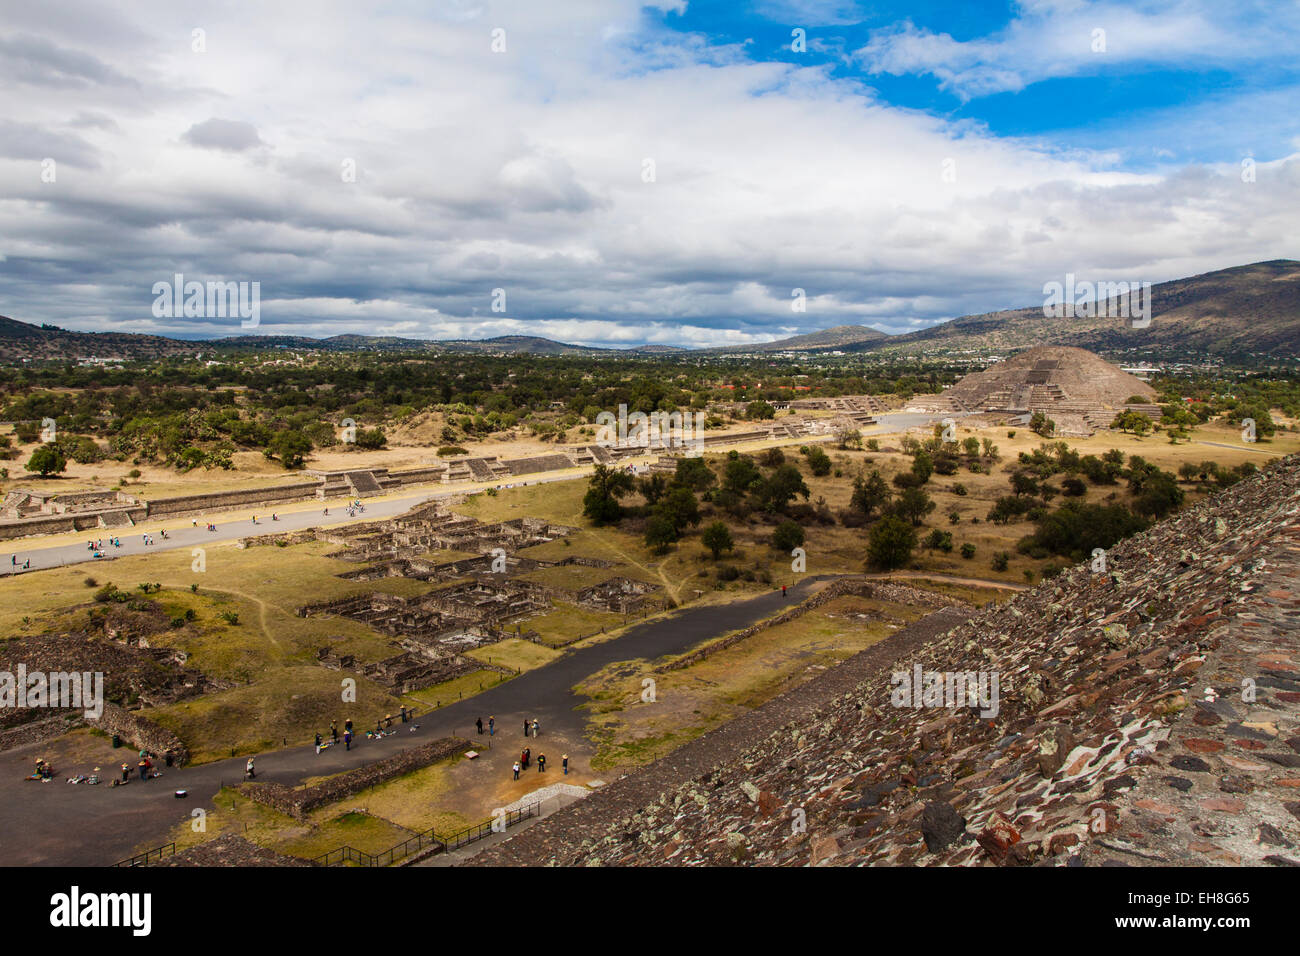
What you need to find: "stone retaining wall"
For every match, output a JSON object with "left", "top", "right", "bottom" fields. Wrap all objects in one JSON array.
[
  {"left": 244, "top": 736, "right": 469, "bottom": 819},
  {"left": 0, "top": 713, "right": 85, "bottom": 753},
  {"left": 657, "top": 578, "right": 959, "bottom": 672},
  {"left": 88, "top": 702, "right": 190, "bottom": 766},
  {"left": 145, "top": 482, "right": 321, "bottom": 518}
]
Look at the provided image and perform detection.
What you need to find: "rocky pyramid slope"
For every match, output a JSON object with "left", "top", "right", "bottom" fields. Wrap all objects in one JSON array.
[{"left": 476, "top": 453, "right": 1300, "bottom": 866}]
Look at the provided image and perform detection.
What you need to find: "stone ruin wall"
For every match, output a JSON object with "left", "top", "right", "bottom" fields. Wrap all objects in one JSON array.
[
  {"left": 87, "top": 701, "right": 191, "bottom": 766},
  {"left": 658, "top": 578, "right": 959, "bottom": 673},
  {"left": 243, "top": 736, "right": 469, "bottom": 819}
]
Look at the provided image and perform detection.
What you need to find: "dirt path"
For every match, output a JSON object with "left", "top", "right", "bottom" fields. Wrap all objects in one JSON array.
[{"left": 202, "top": 586, "right": 282, "bottom": 650}]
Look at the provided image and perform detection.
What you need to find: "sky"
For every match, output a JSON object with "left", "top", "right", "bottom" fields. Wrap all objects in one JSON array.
[{"left": 1, "top": 0, "right": 1297, "bottom": 348}]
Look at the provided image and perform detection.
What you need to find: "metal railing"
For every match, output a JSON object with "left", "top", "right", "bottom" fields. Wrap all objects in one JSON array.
[
  {"left": 114, "top": 842, "right": 176, "bottom": 867},
  {"left": 312, "top": 802, "right": 540, "bottom": 867}
]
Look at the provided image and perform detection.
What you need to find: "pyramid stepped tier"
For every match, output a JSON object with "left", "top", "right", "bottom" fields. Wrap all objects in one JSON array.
[
  {"left": 343, "top": 471, "right": 384, "bottom": 497},
  {"left": 504, "top": 454, "right": 576, "bottom": 476},
  {"left": 946, "top": 345, "right": 1155, "bottom": 411},
  {"left": 98, "top": 510, "right": 135, "bottom": 529}
]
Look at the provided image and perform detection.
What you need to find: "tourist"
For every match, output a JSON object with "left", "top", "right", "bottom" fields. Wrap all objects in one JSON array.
[
  {"left": 330, "top": 721, "right": 338, "bottom": 743},
  {"left": 138, "top": 759, "right": 149, "bottom": 781},
  {"left": 524, "top": 718, "right": 530, "bottom": 737},
  {"left": 562, "top": 754, "right": 568, "bottom": 775},
  {"left": 245, "top": 757, "right": 255, "bottom": 779},
  {"left": 121, "top": 763, "right": 130, "bottom": 783},
  {"left": 344, "top": 730, "right": 352, "bottom": 751},
  {"left": 314, "top": 732, "right": 322, "bottom": 754},
  {"left": 781, "top": 585, "right": 787, "bottom": 597},
  {"left": 532, "top": 718, "right": 539, "bottom": 738},
  {"left": 538, "top": 754, "right": 546, "bottom": 772},
  {"left": 344, "top": 718, "right": 353, "bottom": 735},
  {"left": 488, "top": 716, "right": 495, "bottom": 736},
  {"left": 512, "top": 762, "right": 520, "bottom": 780},
  {"left": 400, "top": 705, "right": 408, "bottom": 723},
  {"left": 476, "top": 717, "right": 483, "bottom": 735}
]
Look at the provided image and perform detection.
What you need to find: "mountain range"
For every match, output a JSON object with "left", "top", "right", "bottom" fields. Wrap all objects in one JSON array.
[{"left": 2, "top": 260, "right": 1296, "bottom": 363}]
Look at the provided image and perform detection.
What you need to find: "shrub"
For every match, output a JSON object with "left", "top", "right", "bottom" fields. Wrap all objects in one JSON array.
[
  {"left": 772, "top": 519, "right": 805, "bottom": 552},
  {"left": 802, "top": 446, "right": 832, "bottom": 476}
]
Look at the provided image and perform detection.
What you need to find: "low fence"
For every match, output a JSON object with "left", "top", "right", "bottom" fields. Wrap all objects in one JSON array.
[
  {"left": 115, "top": 842, "right": 175, "bottom": 867},
  {"left": 313, "top": 803, "right": 539, "bottom": 867}
]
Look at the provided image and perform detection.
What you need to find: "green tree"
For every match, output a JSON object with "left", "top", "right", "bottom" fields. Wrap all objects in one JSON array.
[
  {"left": 723, "top": 456, "right": 762, "bottom": 495},
  {"left": 802, "top": 446, "right": 832, "bottom": 476},
  {"left": 850, "top": 469, "right": 891, "bottom": 519},
  {"left": 754, "top": 464, "right": 810, "bottom": 514},
  {"left": 674, "top": 456, "right": 716, "bottom": 491},
  {"left": 891, "top": 486, "right": 934, "bottom": 526},
  {"left": 654, "top": 485, "right": 701, "bottom": 536},
  {"left": 582, "top": 464, "right": 635, "bottom": 525},
  {"left": 25, "top": 444, "right": 67, "bottom": 477},
  {"left": 701, "top": 521, "right": 734, "bottom": 559},
  {"left": 644, "top": 513, "right": 680, "bottom": 554},
  {"left": 772, "top": 519, "right": 805, "bottom": 553},
  {"left": 1110, "top": 410, "right": 1152, "bottom": 436},
  {"left": 267, "top": 430, "right": 312, "bottom": 469},
  {"left": 638, "top": 473, "right": 669, "bottom": 505},
  {"left": 868, "top": 516, "right": 916, "bottom": 570}
]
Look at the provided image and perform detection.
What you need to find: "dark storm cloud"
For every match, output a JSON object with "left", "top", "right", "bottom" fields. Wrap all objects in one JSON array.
[{"left": 181, "top": 118, "right": 264, "bottom": 152}]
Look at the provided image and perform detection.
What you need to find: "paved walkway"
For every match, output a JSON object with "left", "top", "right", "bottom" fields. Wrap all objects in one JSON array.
[
  {"left": 1, "top": 475, "right": 576, "bottom": 574},
  {"left": 1, "top": 411, "right": 952, "bottom": 575}
]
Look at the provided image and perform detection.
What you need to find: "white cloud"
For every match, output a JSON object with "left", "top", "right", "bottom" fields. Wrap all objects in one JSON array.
[
  {"left": 855, "top": 1, "right": 1297, "bottom": 99},
  {"left": 0, "top": 0, "right": 1295, "bottom": 347}
]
